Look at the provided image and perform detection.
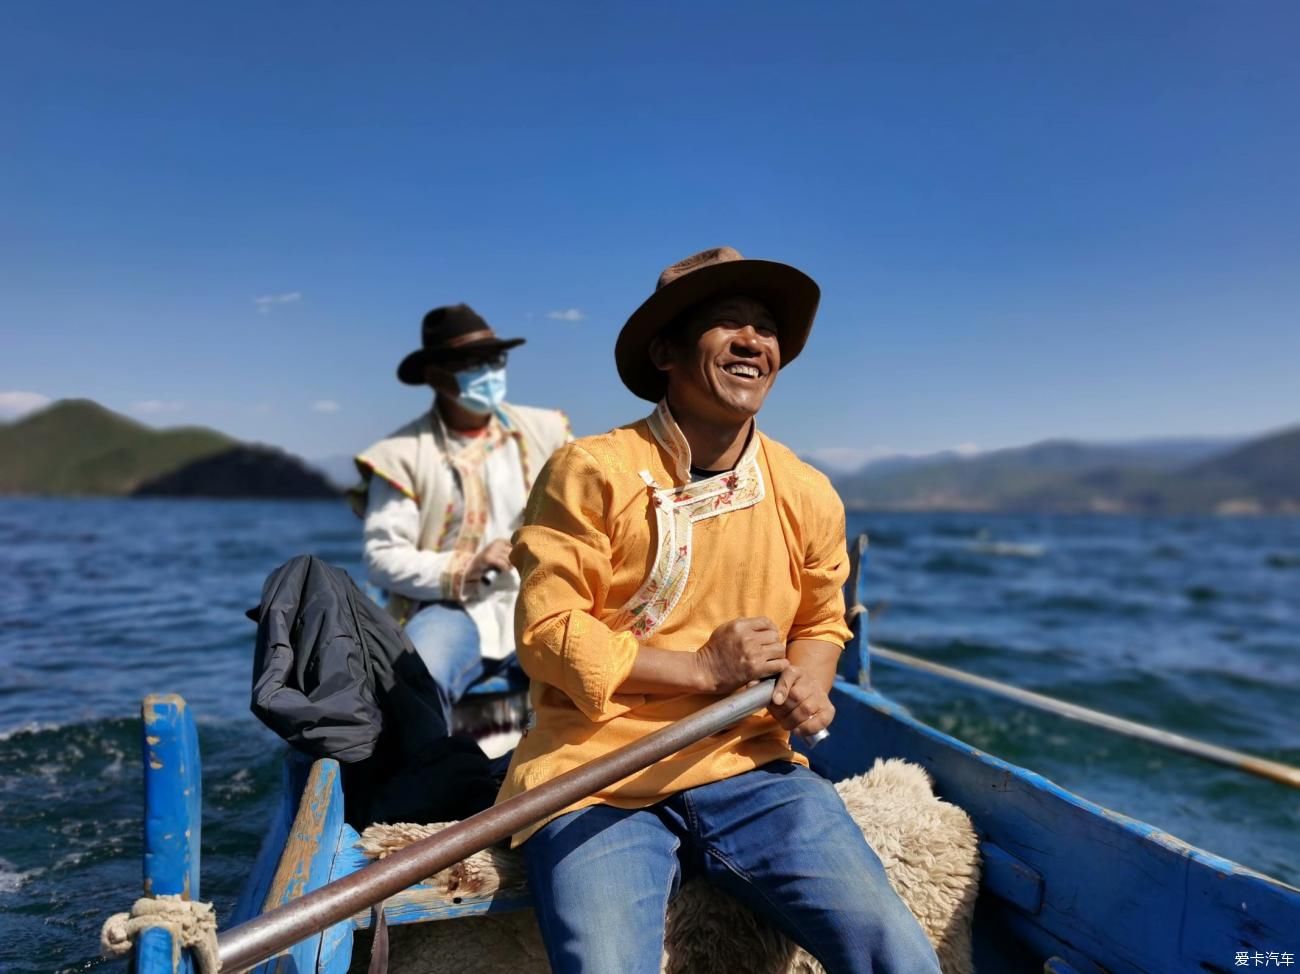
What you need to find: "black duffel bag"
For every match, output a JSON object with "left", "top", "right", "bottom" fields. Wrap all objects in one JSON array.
[{"left": 247, "top": 554, "right": 499, "bottom": 825}]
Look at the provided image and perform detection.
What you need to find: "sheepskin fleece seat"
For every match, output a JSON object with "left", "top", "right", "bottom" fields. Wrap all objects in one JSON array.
[{"left": 354, "top": 759, "right": 979, "bottom": 974}]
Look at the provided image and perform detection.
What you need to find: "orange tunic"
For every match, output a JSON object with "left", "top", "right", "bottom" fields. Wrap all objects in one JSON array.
[{"left": 496, "top": 401, "right": 852, "bottom": 845}]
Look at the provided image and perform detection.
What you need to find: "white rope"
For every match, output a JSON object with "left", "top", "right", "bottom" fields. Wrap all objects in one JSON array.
[{"left": 101, "top": 894, "right": 219, "bottom": 974}]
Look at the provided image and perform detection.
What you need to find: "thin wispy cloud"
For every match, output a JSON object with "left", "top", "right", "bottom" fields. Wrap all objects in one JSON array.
[
  {"left": 0, "top": 390, "right": 52, "bottom": 418},
  {"left": 131, "top": 400, "right": 186, "bottom": 415},
  {"left": 253, "top": 291, "right": 302, "bottom": 314},
  {"left": 545, "top": 308, "right": 586, "bottom": 322},
  {"left": 311, "top": 400, "right": 341, "bottom": 414}
]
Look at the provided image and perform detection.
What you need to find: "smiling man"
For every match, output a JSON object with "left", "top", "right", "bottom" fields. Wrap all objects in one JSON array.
[{"left": 497, "top": 248, "right": 941, "bottom": 974}]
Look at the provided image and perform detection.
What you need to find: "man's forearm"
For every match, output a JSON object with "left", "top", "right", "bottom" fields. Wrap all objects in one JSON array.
[
  {"left": 787, "top": 639, "right": 839, "bottom": 692},
  {"left": 615, "top": 637, "right": 839, "bottom": 697},
  {"left": 617, "top": 645, "right": 709, "bottom": 695}
]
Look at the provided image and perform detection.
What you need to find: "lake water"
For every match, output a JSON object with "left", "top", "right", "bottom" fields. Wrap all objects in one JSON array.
[{"left": 1, "top": 499, "right": 1296, "bottom": 972}]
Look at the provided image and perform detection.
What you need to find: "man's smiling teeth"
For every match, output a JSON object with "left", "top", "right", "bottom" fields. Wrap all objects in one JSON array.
[{"left": 723, "top": 363, "right": 761, "bottom": 379}]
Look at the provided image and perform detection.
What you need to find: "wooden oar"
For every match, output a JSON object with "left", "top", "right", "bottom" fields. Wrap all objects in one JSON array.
[
  {"left": 217, "top": 678, "right": 779, "bottom": 973},
  {"left": 870, "top": 643, "right": 1300, "bottom": 790}
]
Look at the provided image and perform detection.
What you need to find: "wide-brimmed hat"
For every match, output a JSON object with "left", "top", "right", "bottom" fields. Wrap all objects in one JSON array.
[
  {"left": 397, "top": 304, "right": 525, "bottom": 385},
  {"left": 615, "top": 246, "right": 820, "bottom": 402}
]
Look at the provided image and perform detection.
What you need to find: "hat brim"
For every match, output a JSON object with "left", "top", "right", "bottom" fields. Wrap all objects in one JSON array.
[
  {"left": 615, "top": 259, "right": 820, "bottom": 402},
  {"left": 397, "top": 337, "right": 526, "bottom": 385}
]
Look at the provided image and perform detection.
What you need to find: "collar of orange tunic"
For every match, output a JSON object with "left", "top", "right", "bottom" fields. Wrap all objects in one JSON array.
[
  {"left": 615, "top": 400, "right": 769, "bottom": 641},
  {"left": 645, "top": 398, "right": 760, "bottom": 487}
]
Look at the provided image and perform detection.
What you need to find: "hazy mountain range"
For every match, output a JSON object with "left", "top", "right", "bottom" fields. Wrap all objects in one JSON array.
[
  {"left": 817, "top": 428, "right": 1300, "bottom": 515},
  {"left": 3, "top": 399, "right": 1296, "bottom": 514}
]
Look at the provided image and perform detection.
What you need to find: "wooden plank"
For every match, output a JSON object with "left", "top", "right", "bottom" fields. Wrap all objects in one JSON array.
[
  {"left": 316, "top": 824, "right": 361, "bottom": 974},
  {"left": 138, "top": 694, "right": 201, "bottom": 974},
  {"left": 813, "top": 681, "right": 1300, "bottom": 974},
  {"left": 248, "top": 758, "right": 346, "bottom": 974},
  {"left": 351, "top": 886, "right": 534, "bottom": 928},
  {"left": 326, "top": 834, "right": 535, "bottom": 928},
  {"left": 142, "top": 695, "right": 201, "bottom": 900},
  {"left": 230, "top": 751, "right": 312, "bottom": 926}
]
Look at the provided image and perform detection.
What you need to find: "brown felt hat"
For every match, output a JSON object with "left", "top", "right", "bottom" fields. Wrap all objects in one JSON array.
[
  {"left": 615, "top": 247, "right": 820, "bottom": 402},
  {"left": 397, "top": 303, "right": 525, "bottom": 385}
]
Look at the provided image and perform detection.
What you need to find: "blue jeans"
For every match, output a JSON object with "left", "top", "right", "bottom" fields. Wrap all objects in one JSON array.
[
  {"left": 523, "top": 762, "right": 941, "bottom": 974},
  {"left": 403, "top": 603, "right": 521, "bottom": 731}
]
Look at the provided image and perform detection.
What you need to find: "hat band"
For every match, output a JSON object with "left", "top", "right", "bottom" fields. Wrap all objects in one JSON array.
[{"left": 434, "top": 329, "right": 499, "bottom": 350}]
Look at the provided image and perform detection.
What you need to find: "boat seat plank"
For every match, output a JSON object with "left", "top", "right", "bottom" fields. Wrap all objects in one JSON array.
[
  {"left": 352, "top": 887, "right": 534, "bottom": 928},
  {"left": 327, "top": 827, "right": 535, "bottom": 928}
]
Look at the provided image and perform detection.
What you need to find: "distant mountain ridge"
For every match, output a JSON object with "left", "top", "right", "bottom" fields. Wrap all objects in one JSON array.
[
  {"left": 0, "top": 399, "right": 338, "bottom": 499},
  {"left": 7, "top": 399, "right": 1295, "bottom": 512},
  {"left": 825, "top": 429, "right": 1299, "bottom": 514}
]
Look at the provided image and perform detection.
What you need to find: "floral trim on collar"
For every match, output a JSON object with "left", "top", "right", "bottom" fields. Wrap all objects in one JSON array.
[{"left": 611, "top": 402, "right": 766, "bottom": 639}]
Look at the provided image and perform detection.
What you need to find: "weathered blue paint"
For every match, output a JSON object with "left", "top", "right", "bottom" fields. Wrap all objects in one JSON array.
[
  {"left": 138, "top": 694, "right": 201, "bottom": 974},
  {"left": 315, "top": 823, "right": 361, "bottom": 974},
  {"left": 979, "top": 841, "right": 1044, "bottom": 915},
  {"left": 136, "top": 928, "right": 178, "bottom": 974},
  {"left": 230, "top": 751, "right": 313, "bottom": 927},
  {"left": 248, "top": 758, "right": 346, "bottom": 974},
  {"left": 142, "top": 694, "right": 201, "bottom": 900},
  {"left": 323, "top": 826, "right": 534, "bottom": 929},
  {"left": 351, "top": 886, "right": 534, "bottom": 928}
]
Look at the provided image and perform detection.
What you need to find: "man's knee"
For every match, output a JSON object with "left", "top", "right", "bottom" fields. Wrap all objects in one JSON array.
[{"left": 405, "top": 604, "right": 481, "bottom": 689}]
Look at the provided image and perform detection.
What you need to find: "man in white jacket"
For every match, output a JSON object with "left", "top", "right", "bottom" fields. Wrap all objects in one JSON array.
[{"left": 352, "top": 303, "right": 570, "bottom": 730}]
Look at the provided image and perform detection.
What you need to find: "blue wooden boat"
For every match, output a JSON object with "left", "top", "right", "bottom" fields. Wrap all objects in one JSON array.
[{"left": 126, "top": 536, "right": 1300, "bottom": 973}]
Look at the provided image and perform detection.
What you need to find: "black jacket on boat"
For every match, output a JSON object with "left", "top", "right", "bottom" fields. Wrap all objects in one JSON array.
[{"left": 247, "top": 555, "right": 500, "bottom": 825}]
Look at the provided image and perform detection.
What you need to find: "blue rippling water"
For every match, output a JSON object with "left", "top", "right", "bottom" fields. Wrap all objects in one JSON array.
[{"left": 0, "top": 499, "right": 1297, "bottom": 972}]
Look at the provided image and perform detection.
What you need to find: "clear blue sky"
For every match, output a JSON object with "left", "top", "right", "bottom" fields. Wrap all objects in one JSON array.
[{"left": 3, "top": 2, "right": 1297, "bottom": 467}]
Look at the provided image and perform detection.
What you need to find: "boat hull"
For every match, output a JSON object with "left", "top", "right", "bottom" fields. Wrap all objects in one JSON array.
[{"left": 128, "top": 535, "right": 1300, "bottom": 973}]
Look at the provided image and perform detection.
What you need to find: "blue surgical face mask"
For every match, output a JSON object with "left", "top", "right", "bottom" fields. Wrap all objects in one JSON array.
[{"left": 454, "top": 365, "right": 507, "bottom": 415}]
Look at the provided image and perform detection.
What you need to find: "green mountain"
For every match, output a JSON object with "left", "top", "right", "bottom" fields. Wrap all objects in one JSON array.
[
  {"left": 829, "top": 429, "right": 1300, "bottom": 514},
  {"left": 0, "top": 399, "right": 339, "bottom": 499},
  {"left": 0, "top": 399, "right": 235, "bottom": 496}
]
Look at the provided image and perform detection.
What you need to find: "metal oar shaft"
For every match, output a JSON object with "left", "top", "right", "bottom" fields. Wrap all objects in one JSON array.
[
  {"left": 871, "top": 644, "right": 1300, "bottom": 790},
  {"left": 217, "top": 679, "right": 777, "bottom": 973}
]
